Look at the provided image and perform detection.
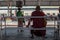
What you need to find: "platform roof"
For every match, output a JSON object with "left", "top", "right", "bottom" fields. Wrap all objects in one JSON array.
[{"left": 0, "top": 0, "right": 60, "bottom": 6}]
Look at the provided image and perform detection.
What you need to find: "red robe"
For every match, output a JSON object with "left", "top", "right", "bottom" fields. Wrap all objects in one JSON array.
[{"left": 31, "top": 10, "right": 46, "bottom": 36}]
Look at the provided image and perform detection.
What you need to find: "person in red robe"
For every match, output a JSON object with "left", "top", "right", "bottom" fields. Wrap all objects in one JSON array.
[{"left": 27, "top": 5, "right": 47, "bottom": 40}]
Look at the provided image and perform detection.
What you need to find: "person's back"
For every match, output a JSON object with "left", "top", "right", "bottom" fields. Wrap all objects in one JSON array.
[
  {"left": 16, "top": 10, "right": 23, "bottom": 17},
  {"left": 27, "top": 5, "right": 47, "bottom": 40},
  {"left": 16, "top": 10, "right": 24, "bottom": 21},
  {"left": 31, "top": 10, "right": 46, "bottom": 28},
  {"left": 31, "top": 10, "right": 46, "bottom": 37}
]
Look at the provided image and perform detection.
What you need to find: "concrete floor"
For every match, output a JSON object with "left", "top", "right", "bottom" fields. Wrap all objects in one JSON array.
[
  {"left": 0, "top": 21, "right": 59, "bottom": 40},
  {"left": 0, "top": 27, "right": 60, "bottom": 40}
]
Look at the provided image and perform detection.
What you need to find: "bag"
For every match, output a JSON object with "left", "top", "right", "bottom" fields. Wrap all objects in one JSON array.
[{"left": 43, "top": 19, "right": 47, "bottom": 27}]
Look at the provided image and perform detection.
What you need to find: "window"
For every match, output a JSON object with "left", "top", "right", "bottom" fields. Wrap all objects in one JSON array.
[
  {"left": 53, "top": 13, "right": 55, "bottom": 15},
  {"left": 47, "top": 13, "right": 50, "bottom": 15}
]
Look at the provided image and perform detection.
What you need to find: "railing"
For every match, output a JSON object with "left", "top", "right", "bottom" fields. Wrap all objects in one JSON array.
[{"left": 0, "top": 16, "right": 59, "bottom": 40}]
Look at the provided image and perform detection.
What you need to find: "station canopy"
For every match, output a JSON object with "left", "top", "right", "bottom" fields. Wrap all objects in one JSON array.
[{"left": 0, "top": 0, "right": 60, "bottom": 6}]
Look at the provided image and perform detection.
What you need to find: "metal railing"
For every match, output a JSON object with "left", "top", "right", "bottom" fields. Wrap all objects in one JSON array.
[{"left": 0, "top": 16, "right": 59, "bottom": 40}]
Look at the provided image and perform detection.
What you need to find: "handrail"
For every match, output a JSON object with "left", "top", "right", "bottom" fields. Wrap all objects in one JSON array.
[
  {"left": 0, "top": 16, "right": 57, "bottom": 18},
  {"left": 0, "top": 15, "right": 59, "bottom": 40}
]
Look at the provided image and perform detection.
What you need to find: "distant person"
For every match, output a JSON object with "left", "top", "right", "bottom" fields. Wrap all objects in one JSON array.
[
  {"left": 57, "top": 7, "right": 60, "bottom": 39},
  {"left": 58, "top": 7, "right": 60, "bottom": 20},
  {"left": 27, "top": 5, "right": 47, "bottom": 40},
  {"left": 16, "top": 7, "right": 25, "bottom": 32},
  {"left": 57, "top": 7, "right": 60, "bottom": 26}
]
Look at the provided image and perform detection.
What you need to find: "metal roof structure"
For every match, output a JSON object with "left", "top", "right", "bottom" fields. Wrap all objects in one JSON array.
[{"left": 0, "top": 0, "right": 60, "bottom": 6}]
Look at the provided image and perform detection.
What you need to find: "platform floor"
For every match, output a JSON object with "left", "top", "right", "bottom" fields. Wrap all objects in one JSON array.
[{"left": 0, "top": 27, "right": 60, "bottom": 40}]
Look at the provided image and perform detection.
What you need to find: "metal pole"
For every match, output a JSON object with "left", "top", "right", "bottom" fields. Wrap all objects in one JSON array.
[
  {"left": 57, "top": 16, "right": 59, "bottom": 40},
  {"left": 10, "top": 1, "right": 12, "bottom": 17},
  {"left": 57, "top": 25, "right": 59, "bottom": 40},
  {"left": 7, "top": 1, "right": 10, "bottom": 16},
  {"left": 54, "top": 16, "right": 59, "bottom": 40},
  {"left": 0, "top": 17, "right": 3, "bottom": 40},
  {"left": 54, "top": 16, "right": 56, "bottom": 40},
  {"left": 24, "top": 0, "right": 25, "bottom": 6},
  {"left": 4, "top": 15, "right": 7, "bottom": 40}
]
